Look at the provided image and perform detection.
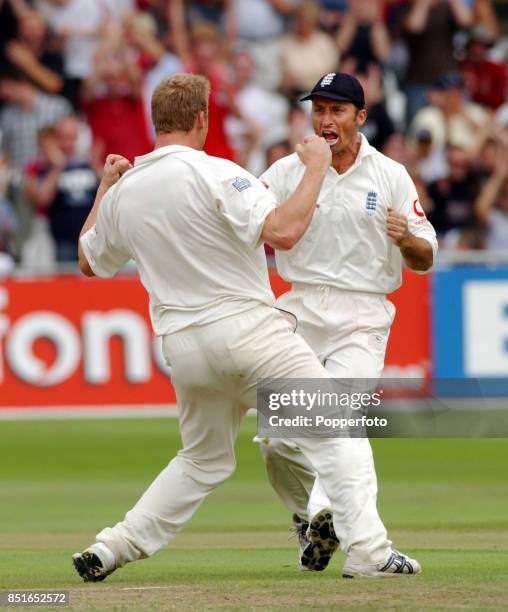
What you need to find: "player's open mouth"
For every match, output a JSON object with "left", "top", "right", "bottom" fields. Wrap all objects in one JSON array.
[{"left": 321, "top": 130, "right": 339, "bottom": 146}]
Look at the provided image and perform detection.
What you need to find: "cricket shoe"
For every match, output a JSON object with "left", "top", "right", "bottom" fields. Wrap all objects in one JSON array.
[
  {"left": 290, "top": 514, "right": 310, "bottom": 567},
  {"left": 342, "top": 549, "right": 421, "bottom": 578},
  {"left": 72, "top": 544, "right": 116, "bottom": 582},
  {"left": 299, "top": 508, "right": 339, "bottom": 572}
]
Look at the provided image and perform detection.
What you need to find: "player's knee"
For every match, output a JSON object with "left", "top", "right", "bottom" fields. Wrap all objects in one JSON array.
[
  {"left": 179, "top": 452, "right": 236, "bottom": 486},
  {"left": 214, "top": 453, "right": 237, "bottom": 482}
]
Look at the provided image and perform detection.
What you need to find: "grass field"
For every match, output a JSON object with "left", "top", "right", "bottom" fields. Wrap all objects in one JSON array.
[{"left": 1, "top": 416, "right": 507, "bottom": 611}]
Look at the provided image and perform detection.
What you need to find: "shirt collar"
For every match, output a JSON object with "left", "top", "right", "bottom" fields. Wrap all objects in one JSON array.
[
  {"left": 357, "top": 132, "right": 377, "bottom": 160},
  {"left": 134, "top": 145, "right": 202, "bottom": 167}
]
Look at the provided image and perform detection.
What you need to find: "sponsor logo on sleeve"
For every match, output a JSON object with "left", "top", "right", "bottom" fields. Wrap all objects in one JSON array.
[
  {"left": 232, "top": 176, "right": 252, "bottom": 192},
  {"left": 413, "top": 198, "right": 425, "bottom": 218}
]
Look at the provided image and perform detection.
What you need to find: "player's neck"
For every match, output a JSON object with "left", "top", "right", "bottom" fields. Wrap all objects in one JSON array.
[
  {"left": 154, "top": 130, "right": 203, "bottom": 151},
  {"left": 331, "top": 139, "right": 361, "bottom": 174}
]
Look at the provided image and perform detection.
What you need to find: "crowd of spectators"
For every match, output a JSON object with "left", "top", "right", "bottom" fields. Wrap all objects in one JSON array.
[{"left": 0, "top": 0, "right": 507, "bottom": 273}]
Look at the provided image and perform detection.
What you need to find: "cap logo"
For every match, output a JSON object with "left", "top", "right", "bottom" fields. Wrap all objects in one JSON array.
[{"left": 320, "top": 73, "right": 335, "bottom": 87}]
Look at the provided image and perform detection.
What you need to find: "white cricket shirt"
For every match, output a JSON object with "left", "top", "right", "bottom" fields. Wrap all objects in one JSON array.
[
  {"left": 80, "top": 145, "right": 277, "bottom": 335},
  {"left": 260, "top": 134, "right": 438, "bottom": 294}
]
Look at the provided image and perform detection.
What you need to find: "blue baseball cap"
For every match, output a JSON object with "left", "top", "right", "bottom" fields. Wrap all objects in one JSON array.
[{"left": 300, "top": 72, "right": 365, "bottom": 109}]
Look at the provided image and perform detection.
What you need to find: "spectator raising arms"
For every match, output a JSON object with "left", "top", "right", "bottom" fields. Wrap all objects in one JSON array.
[
  {"left": 226, "top": 49, "right": 289, "bottom": 174},
  {"left": 168, "top": 11, "right": 238, "bottom": 160},
  {"left": 24, "top": 116, "right": 99, "bottom": 263},
  {"left": 1, "top": 0, "right": 508, "bottom": 265},
  {"left": 232, "top": 0, "right": 295, "bottom": 92},
  {"left": 44, "top": 0, "right": 110, "bottom": 109},
  {"left": 459, "top": 26, "right": 506, "bottom": 110},
  {"left": 82, "top": 21, "right": 152, "bottom": 163},
  {"left": 336, "top": 0, "right": 391, "bottom": 74},
  {"left": 5, "top": 9, "right": 64, "bottom": 95},
  {"left": 403, "top": 0, "right": 473, "bottom": 123},
  {"left": 427, "top": 145, "right": 483, "bottom": 244},
  {"left": 356, "top": 64, "right": 395, "bottom": 151},
  {"left": 410, "top": 72, "right": 489, "bottom": 156},
  {"left": 474, "top": 148, "right": 508, "bottom": 250}
]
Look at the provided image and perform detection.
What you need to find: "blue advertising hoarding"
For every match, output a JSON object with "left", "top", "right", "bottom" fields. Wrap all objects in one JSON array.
[{"left": 433, "top": 266, "right": 508, "bottom": 395}]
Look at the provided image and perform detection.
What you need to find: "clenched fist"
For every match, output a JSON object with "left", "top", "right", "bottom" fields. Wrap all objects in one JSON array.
[
  {"left": 296, "top": 135, "right": 332, "bottom": 173},
  {"left": 386, "top": 208, "right": 411, "bottom": 247},
  {"left": 101, "top": 154, "right": 133, "bottom": 189}
]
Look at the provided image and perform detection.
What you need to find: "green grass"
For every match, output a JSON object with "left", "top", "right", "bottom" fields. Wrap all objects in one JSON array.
[{"left": 1, "top": 417, "right": 507, "bottom": 610}]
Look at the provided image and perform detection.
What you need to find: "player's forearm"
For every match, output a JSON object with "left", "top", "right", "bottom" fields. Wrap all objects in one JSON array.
[
  {"left": 399, "top": 235, "right": 434, "bottom": 272},
  {"left": 78, "top": 154, "right": 132, "bottom": 276},
  {"left": 77, "top": 181, "right": 110, "bottom": 276},
  {"left": 261, "top": 166, "right": 327, "bottom": 250},
  {"left": 80, "top": 182, "right": 109, "bottom": 239}
]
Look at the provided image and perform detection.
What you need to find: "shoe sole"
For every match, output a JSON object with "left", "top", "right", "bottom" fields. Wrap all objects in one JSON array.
[
  {"left": 342, "top": 562, "right": 422, "bottom": 578},
  {"left": 342, "top": 570, "right": 421, "bottom": 578},
  {"left": 72, "top": 553, "right": 107, "bottom": 583},
  {"left": 300, "top": 509, "right": 339, "bottom": 572}
]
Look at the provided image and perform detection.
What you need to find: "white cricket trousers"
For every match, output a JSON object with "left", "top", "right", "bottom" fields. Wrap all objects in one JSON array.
[
  {"left": 95, "top": 303, "right": 391, "bottom": 566},
  {"left": 259, "top": 284, "right": 395, "bottom": 562}
]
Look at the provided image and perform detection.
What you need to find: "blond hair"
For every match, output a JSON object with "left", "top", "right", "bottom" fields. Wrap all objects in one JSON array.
[{"left": 151, "top": 73, "right": 210, "bottom": 134}]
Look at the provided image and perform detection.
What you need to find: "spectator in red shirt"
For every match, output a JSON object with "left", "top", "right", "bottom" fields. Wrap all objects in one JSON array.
[
  {"left": 459, "top": 26, "right": 506, "bottom": 110},
  {"left": 82, "top": 21, "right": 152, "bottom": 163},
  {"left": 168, "top": 8, "right": 237, "bottom": 161}
]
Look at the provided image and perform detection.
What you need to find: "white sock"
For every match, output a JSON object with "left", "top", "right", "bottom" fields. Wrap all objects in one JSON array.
[{"left": 88, "top": 542, "right": 116, "bottom": 571}]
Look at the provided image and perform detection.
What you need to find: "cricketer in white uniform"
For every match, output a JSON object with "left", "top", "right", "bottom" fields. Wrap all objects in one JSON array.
[
  {"left": 258, "top": 72, "right": 437, "bottom": 574},
  {"left": 72, "top": 73, "right": 420, "bottom": 582}
]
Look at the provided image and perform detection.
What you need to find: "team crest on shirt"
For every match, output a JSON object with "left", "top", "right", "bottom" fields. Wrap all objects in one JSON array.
[
  {"left": 232, "top": 176, "right": 252, "bottom": 192},
  {"left": 365, "top": 190, "right": 377, "bottom": 216}
]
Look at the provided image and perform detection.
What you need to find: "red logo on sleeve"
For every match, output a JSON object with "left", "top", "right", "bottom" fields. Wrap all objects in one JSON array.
[{"left": 413, "top": 199, "right": 425, "bottom": 218}]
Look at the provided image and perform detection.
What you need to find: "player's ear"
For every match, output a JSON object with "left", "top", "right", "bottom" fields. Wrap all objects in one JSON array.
[
  {"left": 196, "top": 110, "right": 207, "bottom": 131},
  {"left": 356, "top": 108, "right": 367, "bottom": 128}
]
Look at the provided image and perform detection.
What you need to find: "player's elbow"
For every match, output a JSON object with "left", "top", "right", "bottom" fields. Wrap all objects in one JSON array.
[
  {"left": 261, "top": 214, "right": 302, "bottom": 251},
  {"left": 408, "top": 252, "right": 434, "bottom": 274},
  {"left": 421, "top": 257, "right": 433, "bottom": 272},
  {"left": 264, "top": 230, "right": 299, "bottom": 251},
  {"left": 275, "top": 232, "right": 300, "bottom": 251},
  {"left": 411, "top": 262, "right": 432, "bottom": 274}
]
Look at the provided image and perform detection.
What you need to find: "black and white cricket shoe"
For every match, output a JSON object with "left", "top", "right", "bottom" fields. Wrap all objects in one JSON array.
[
  {"left": 299, "top": 508, "right": 340, "bottom": 572},
  {"left": 342, "top": 549, "right": 422, "bottom": 578},
  {"left": 290, "top": 513, "right": 310, "bottom": 568},
  {"left": 72, "top": 549, "right": 115, "bottom": 583}
]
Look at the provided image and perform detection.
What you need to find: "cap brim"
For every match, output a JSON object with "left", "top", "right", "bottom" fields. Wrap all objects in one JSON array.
[{"left": 300, "top": 92, "right": 364, "bottom": 107}]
